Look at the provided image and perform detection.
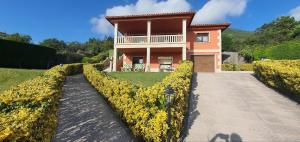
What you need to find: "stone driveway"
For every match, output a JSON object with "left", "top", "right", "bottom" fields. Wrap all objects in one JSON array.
[
  {"left": 184, "top": 72, "right": 300, "bottom": 142},
  {"left": 53, "top": 74, "right": 136, "bottom": 142}
]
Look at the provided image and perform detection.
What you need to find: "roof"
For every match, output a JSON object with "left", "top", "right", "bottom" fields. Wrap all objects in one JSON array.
[
  {"left": 105, "top": 11, "right": 196, "bottom": 27},
  {"left": 105, "top": 12, "right": 230, "bottom": 31},
  {"left": 105, "top": 11, "right": 195, "bottom": 20},
  {"left": 190, "top": 23, "right": 231, "bottom": 30}
]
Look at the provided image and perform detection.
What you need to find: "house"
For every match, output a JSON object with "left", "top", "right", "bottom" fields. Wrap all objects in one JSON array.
[{"left": 105, "top": 12, "right": 230, "bottom": 72}]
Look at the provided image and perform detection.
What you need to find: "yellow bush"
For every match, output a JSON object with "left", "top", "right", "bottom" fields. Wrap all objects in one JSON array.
[
  {"left": 222, "top": 63, "right": 253, "bottom": 71},
  {"left": 221, "top": 64, "right": 235, "bottom": 71},
  {"left": 83, "top": 61, "right": 193, "bottom": 142},
  {"left": 0, "top": 63, "right": 83, "bottom": 141},
  {"left": 239, "top": 63, "right": 253, "bottom": 71},
  {"left": 254, "top": 60, "right": 300, "bottom": 95}
]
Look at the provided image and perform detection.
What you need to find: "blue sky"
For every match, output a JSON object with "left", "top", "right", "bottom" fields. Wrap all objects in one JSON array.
[{"left": 0, "top": 0, "right": 299, "bottom": 43}]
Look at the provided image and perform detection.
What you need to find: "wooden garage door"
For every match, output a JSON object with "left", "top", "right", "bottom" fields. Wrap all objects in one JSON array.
[{"left": 192, "top": 55, "right": 215, "bottom": 72}]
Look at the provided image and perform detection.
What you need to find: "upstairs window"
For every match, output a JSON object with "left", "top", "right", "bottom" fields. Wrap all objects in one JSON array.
[{"left": 196, "top": 33, "right": 209, "bottom": 42}]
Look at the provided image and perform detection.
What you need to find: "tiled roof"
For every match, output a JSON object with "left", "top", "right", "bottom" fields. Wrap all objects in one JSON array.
[
  {"left": 105, "top": 11, "right": 195, "bottom": 19},
  {"left": 190, "top": 23, "right": 231, "bottom": 27},
  {"left": 190, "top": 23, "right": 231, "bottom": 30}
]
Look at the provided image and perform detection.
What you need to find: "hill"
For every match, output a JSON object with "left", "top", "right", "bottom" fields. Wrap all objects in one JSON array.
[
  {"left": 241, "top": 38, "right": 300, "bottom": 61},
  {"left": 223, "top": 28, "right": 254, "bottom": 42}
]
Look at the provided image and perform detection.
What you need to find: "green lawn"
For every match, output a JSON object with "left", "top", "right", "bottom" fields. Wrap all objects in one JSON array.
[
  {"left": 0, "top": 68, "right": 45, "bottom": 92},
  {"left": 108, "top": 72, "right": 170, "bottom": 87}
]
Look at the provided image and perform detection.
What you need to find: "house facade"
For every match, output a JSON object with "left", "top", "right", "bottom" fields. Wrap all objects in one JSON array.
[{"left": 106, "top": 12, "right": 230, "bottom": 72}]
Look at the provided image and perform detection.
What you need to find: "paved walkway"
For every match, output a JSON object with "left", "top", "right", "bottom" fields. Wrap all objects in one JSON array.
[
  {"left": 184, "top": 72, "right": 300, "bottom": 142},
  {"left": 53, "top": 74, "right": 136, "bottom": 142}
]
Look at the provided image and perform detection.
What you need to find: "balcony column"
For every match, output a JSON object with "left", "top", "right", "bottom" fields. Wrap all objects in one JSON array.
[
  {"left": 146, "top": 47, "right": 151, "bottom": 72},
  {"left": 147, "top": 20, "right": 151, "bottom": 43},
  {"left": 146, "top": 20, "right": 151, "bottom": 72},
  {"left": 182, "top": 19, "right": 187, "bottom": 60},
  {"left": 113, "top": 23, "right": 118, "bottom": 71}
]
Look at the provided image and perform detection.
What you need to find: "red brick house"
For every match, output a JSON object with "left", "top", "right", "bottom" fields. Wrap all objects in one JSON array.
[{"left": 106, "top": 12, "right": 230, "bottom": 72}]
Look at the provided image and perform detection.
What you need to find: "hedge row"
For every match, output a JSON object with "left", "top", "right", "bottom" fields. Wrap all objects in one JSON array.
[
  {"left": 221, "top": 63, "right": 253, "bottom": 71},
  {"left": 0, "top": 39, "right": 57, "bottom": 69},
  {"left": 254, "top": 60, "right": 300, "bottom": 95},
  {"left": 0, "top": 63, "right": 83, "bottom": 141},
  {"left": 83, "top": 61, "right": 193, "bottom": 142}
]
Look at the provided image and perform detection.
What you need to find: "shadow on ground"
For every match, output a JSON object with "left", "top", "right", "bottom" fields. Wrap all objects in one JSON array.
[
  {"left": 179, "top": 73, "right": 200, "bottom": 141},
  {"left": 209, "top": 133, "right": 243, "bottom": 142}
]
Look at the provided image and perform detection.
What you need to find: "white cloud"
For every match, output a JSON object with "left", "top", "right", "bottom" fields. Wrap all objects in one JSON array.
[
  {"left": 289, "top": 5, "right": 300, "bottom": 21},
  {"left": 91, "top": 0, "right": 248, "bottom": 35},
  {"left": 91, "top": 0, "right": 191, "bottom": 35},
  {"left": 192, "top": 0, "right": 247, "bottom": 24}
]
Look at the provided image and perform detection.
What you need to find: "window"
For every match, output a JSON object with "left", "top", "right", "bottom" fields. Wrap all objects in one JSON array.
[
  {"left": 158, "top": 56, "right": 173, "bottom": 71},
  {"left": 132, "top": 57, "right": 144, "bottom": 64},
  {"left": 196, "top": 33, "right": 209, "bottom": 42}
]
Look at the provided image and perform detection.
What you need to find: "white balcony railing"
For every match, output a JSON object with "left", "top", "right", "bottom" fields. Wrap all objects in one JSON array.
[
  {"left": 116, "top": 35, "right": 183, "bottom": 44},
  {"left": 117, "top": 36, "right": 147, "bottom": 44},
  {"left": 151, "top": 35, "right": 183, "bottom": 43}
]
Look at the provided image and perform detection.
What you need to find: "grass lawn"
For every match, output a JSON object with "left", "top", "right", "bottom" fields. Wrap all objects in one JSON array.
[
  {"left": 108, "top": 72, "right": 170, "bottom": 87},
  {"left": 0, "top": 68, "right": 45, "bottom": 92}
]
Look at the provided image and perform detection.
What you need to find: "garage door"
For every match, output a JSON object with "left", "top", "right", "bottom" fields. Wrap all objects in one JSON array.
[{"left": 192, "top": 55, "right": 215, "bottom": 72}]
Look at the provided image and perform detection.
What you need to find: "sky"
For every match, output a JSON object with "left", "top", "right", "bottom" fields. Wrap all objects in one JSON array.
[{"left": 0, "top": 0, "right": 300, "bottom": 43}]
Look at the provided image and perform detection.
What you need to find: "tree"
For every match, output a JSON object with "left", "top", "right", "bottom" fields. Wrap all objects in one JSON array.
[
  {"left": 4, "top": 33, "right": 32, "bottom": 43},
  {"left": 0, "top": 32, "right": 7, "bottom": 39},
  {"left": 222, "top": 34, "right": 234, "bottom": 52},
  {"left": 39, "top": 38, "right": 67, "bottom": 53},
  {"left": 67, "top": 41, "right": 83, "bottom": 53},
  {"left": 101, "top": 36, "right": 113, "bottom": 51},
  {"left": 83, "top": 38, "right": 102, "bottom": 56},
  {"left": 292, "top": 25, "right": 300, "bottom": 38},
  {"left": 254, "top": 16, "right": 299, "bottom": 44}
]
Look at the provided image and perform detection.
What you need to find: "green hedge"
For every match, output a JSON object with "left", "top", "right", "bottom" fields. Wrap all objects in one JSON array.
[
  {"left": 0, "top": 63, "right": 82, "bottom": 141},
  {"left": 83, "top": 61, "right": 193, "bottom": 142},
  {"left": 242, "top": 39, "right": 300, "bottom": 61},
  {"left": 254, "top": 60, "right": 300, "bottom": 95},
  {"left": 221, "top": 63, "right": 253, "bottom": 71},
  {"left": 0, "top": 39, "right": 57, "bottom": 69}
]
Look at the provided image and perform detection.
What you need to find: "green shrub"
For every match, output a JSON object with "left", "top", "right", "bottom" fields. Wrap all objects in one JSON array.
[
  {"left": 0, "top": 63, "right": 83, "bottom": 141},
  {"left": 83, "top": 61, "right": 193, "bottom": 142},
  {"left": 254, "top": 60, "right": 300, "bottom": 95}
]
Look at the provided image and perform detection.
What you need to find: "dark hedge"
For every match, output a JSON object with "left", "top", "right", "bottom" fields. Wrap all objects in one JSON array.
[{"left": 0, "top": 39, "right": 56, "bottom": 69}]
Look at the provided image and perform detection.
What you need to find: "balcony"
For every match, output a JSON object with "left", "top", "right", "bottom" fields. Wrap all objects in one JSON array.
[{"left": 116, "top": 35, "right": 183, "bottom": 44}]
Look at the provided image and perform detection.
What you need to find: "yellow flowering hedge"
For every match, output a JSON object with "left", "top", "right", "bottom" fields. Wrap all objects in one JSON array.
[
  {"left": 254, "top": 60, "right": 300, "bottom": 95},
  {"left": 239, "top": 63, "right": 254, "bottom": 71},
  {"left": 83, "top": 61, "right": 193, "bottom": 142},
  {"left": 221, "top": 63, "right": 253, "bottom": 71},
  {"left": 0, "top": 63, "right": 83, "bottom": 141}
]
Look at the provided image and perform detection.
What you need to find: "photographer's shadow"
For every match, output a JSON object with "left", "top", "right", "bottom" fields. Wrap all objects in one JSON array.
[{"left": 209, "top": 133, "right": 242, "bottom": 142}]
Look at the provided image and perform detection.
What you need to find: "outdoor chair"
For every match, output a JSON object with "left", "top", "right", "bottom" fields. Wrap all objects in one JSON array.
[
  {"left": 122, "top": 64, "right": 132, "bottom": 72},
  {"left": 134, "top": 64, "right": 145, "bottom": 72}
]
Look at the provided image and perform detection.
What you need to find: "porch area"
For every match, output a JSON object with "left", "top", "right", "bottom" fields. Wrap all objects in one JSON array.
[{"left": 117, "top": 47, "right": 182, "bottom": 72}]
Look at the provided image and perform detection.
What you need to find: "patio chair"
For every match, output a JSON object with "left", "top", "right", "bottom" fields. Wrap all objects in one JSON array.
[
  {"left": 122, "top": 64, "right": 132, "bottom": 72},
  {"left": 134, "top": 64, "right": 145, "bottom": 72}
]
